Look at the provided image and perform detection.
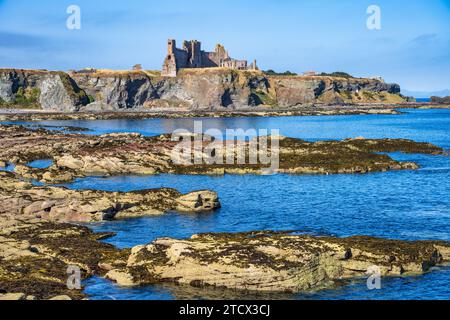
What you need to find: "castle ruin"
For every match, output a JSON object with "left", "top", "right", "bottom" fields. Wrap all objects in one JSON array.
[{"left": 162, "top": 39, "right": 257, "bottom": 77}]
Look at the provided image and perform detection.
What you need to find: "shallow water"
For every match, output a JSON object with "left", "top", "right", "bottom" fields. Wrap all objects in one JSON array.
[
  {"left": 3, "top": 109, "right": 450, "bottom": 300},
  {"left": 27, "top": 159, "right": 53, "bottom": 169}
]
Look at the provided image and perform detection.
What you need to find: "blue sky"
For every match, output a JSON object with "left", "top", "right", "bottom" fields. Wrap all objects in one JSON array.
[{"left": 0, "top": 0, "right": 449, "bottom": 92}]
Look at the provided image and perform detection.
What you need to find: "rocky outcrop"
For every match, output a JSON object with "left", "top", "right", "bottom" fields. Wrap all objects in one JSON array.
[
  {"left": 1, "top": 68, "right": 407, "bottom": 111},
  {"left": 175, "top": 191, "right": 221, "bottom": 212},
  {"left": 0, "top": 138, "right": 220, "bottom": 299},
  {"left": 0, "top": 125, "right": 445, "bottom": 181},
  {"left": 0, "top": 171, "right": 220, "bottom": 222},
  {"left": 0, "top": 213, "right": 127, "bottom": 299},
  {"left": 4, "top": 213, "right": 450, "bottom": 299},
  {"left": 107, "top": 231, "right": 450, "bottom": 293},
  {"left": 0, "top": 107, "right": 404, "bottom": 122},
  {"left": 270, "top": 76, "right": 405, "bottom": 107},
  {"left": 0, "top": 69, "right": 89, "bottom": 111}
]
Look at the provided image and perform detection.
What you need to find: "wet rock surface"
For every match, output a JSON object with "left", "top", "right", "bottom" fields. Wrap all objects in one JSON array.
[
  {"left": 107, "top": 231, "right": 450, "bottom": 293},
  {"left": 3, "top": 101, "right": 450, "bottom": 122}
]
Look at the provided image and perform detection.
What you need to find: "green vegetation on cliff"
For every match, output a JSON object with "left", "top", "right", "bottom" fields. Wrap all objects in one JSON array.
[
  {"left": 319, "top": 71, "right": 354, "bottom": 78},
  {"left": 58, "top": 72, "right": 89, "bottom": 104},
  {"left": 263, "top": 70, "right": 297, "bottom": 76},
  {"left": 15, "top": 87, "right": 40, "bottom": 105},
  {"left": 250, "top": 89, "right": 278, "bottom": 107},
  {"left": 0, "top": 87, "right": 41, "bottom": 109}
]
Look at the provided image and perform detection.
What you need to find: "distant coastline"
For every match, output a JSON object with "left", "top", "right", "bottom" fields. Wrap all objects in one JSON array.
[{"left": 402, "top": 89, "right": 450, "bottom": 99}]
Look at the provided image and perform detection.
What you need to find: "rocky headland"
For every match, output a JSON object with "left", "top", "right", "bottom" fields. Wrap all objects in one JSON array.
[
  {"left": 0, "top": 68, "right": 412, "bottom": 112},
  {"left": 0, "top": 69, "right": 89, "bottom": 111}
]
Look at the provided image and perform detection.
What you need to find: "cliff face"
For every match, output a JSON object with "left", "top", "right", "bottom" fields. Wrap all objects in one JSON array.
[
  {"left": 270, "top": 76, "right": 403, "bottom": 106},
  {"left": 70, "top": 71, "right": 158, "bottom": 110},
  {"left": 154, "top": 69, "right": 270, "bottom": 110},
  {"left": 0, "top": 69, "right": 89, "bottom": 111},
  {"left": 0, "top": 68, "right": 407, "bottom": 111}
]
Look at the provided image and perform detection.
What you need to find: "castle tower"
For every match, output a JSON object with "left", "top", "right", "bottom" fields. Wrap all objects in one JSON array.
[
  {"left": 162, "top": 54, "right": 177, "bottom": 77},
  {"left": 251, "top": 59, "right": 258, "bottom": 70},
  {"left": 183, "top": 40, "right": 192, "bottom": 57},
  {"left": 162, "top": 39, "right": 178, "bottom": 77},
  {"left": 167, "top": 39, "right": 176, "bottom": 54},
  {"left": 190, "top": 40, "right": 202, "bottom": 68},
  {"left": 215, "top": 44, "right": 229, "bottom": 59},
  {"left": 161, "top": 38, "right": 256, "bottom": 76}
]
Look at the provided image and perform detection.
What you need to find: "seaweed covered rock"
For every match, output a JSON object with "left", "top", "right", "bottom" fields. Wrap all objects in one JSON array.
[
  {"left": 1, "top": 125, "right": 445, "bottom": 180},
  {"left": 108, "top": 231, "right": 450, "bottom": 293},
  {"left": 175, "top": 190, "right": 221, "bottom": 212},
  {"left": 0, "top": 215, "right": 127, "bottom": 300},
  {"left": 0, "top": 171, "right": 221, "bottom": 222}
]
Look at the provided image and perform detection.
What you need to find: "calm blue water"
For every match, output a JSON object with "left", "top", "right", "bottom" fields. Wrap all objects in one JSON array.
[
  {"left": 3, "top": 109, "right": 450, "bottom": 300},
  {"left": 4, "top": 109, "right": 449, "bottom": 143},
  {"left": 416, "top": 98, "right": 431, "bottom": 103}
]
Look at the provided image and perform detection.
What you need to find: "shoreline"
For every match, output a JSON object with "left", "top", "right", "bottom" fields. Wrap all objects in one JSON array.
[{"left": 1, "top": 103, "right": 449, "bottom": 121}]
